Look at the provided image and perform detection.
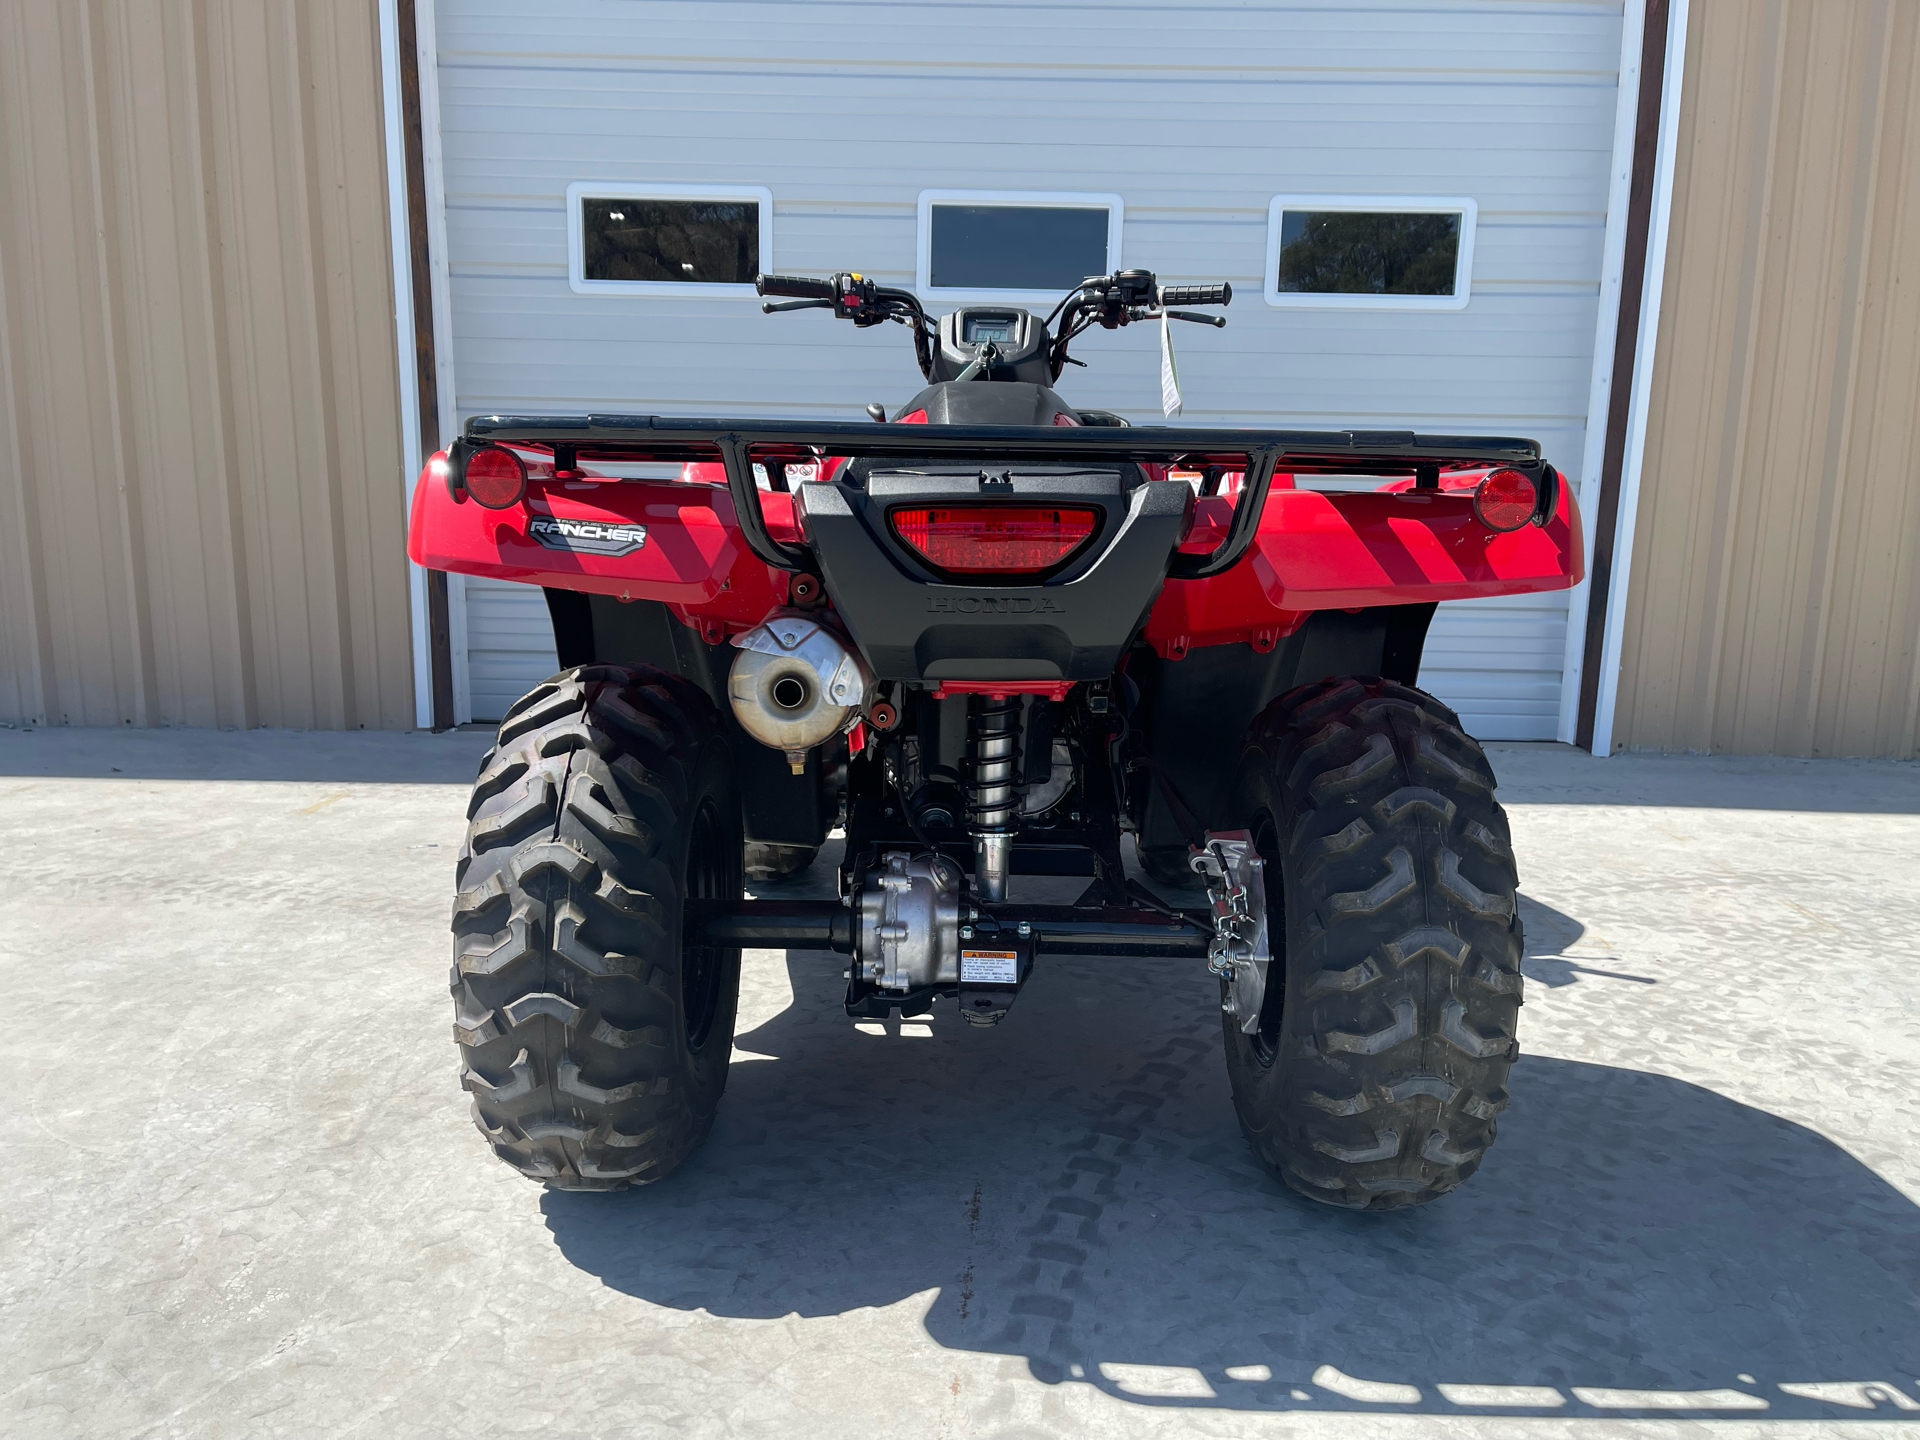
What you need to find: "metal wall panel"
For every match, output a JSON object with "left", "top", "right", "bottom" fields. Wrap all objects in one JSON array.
[
  {"left": 432, "top": 0, "right": 1627, "bottom": 733},
  {"left": 0, "top": 0, "right": 415, "bottom": 730},
  {"left": 1615, "top": 0, "right": 1920, "bottom": 757},
  {"left": 463, "top": 573, "right": 557, "bottom": 722}
]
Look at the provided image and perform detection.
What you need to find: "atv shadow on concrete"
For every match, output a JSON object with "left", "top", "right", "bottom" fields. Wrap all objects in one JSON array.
[{"left": 539, "top": 883, "right": 1920, "bottom": 1421}]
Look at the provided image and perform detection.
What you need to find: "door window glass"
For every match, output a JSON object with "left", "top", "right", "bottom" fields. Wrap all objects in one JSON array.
[
  {"left": 582, "top": 198, "right": 759, "bottom": 284},
  {"left": 918, "top": 191, "right": 1123, "bottom": 300},
  {"left": 566, "top": 183, "right": 772, "bottom": 295},
  {"left": 1264, "top": 197, "right": 1476, "bottom": 310}
]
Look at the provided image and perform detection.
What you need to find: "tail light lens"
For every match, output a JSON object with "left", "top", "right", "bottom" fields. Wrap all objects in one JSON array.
[
  {"left": 1473, "top": 468, "right": 1537, "bottom": 531},
  {"left": 891, "top": 505, "right": 1097, "bottom": 576},
  {"left": 463, "top": 445, "right": 528, "bottom": 508}
]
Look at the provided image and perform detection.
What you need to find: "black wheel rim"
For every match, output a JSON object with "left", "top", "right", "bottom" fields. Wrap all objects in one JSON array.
[
  {"left": 1245, "top": 810, "right": 1288, "bottom": 1067},
  {"left": 681, "top": 798, "right": 731, "bottom": 1050}
]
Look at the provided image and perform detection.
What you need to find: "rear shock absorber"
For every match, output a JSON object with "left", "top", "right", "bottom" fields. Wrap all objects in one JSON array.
[{"left": 964, "top": 694, "right": 1022, "bottom": 903}]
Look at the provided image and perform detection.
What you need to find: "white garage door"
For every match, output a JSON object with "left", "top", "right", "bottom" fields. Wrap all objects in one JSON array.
[{"left": 432, "top": 0, "right": 1621, "bottom": 736}]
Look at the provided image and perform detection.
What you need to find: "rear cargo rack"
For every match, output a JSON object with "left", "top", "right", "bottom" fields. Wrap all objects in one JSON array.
[{"left": 458, "top": 414, "right": 1546, "bottom": 578}]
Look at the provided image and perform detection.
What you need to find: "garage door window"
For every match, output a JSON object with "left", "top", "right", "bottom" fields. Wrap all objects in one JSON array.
[
  {"left": 1264, "top": 196, "right": 1476, "bottom": 311},
  {"left": 917, "top": 190, "right": 1123, "bottom": 302},
  {"left": 566, "top": 182, "right": 773, "bottom": 295}
]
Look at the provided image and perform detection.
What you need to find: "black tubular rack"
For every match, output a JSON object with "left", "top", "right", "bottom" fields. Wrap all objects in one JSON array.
[{"left": 456, "top": 413, "right": 1547, "bottom": 581}]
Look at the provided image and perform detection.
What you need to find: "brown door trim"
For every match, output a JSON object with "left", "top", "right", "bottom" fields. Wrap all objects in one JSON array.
[
  {"left": 1576, "top": 0, "right": 1671, "bottom": 752},
  {"left": 397, "top": 0, "right": 456, "bottom": 732}
]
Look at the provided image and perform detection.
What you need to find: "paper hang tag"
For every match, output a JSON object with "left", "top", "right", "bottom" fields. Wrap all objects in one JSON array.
[{"left": 1159, "top": 307, "right": 1183, "bottom": 418}]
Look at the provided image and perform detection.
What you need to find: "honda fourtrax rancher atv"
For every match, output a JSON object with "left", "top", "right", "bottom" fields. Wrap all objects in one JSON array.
[{"left": 408, "top": 268, "right": 1583, "bottom": 1209}]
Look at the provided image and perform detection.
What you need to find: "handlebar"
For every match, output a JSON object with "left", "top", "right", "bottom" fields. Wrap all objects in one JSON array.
[
  {"left": 1044, "top": 270, "right": 1233, "bottom": 377},
  {"left": 1159, "top": 282, "right": 1232, "bottom": 307},
  {"left": 756, "top": 270, "right": 937, "bottom": 379},
  {"left": 755, "top": 274, "right": 836, "bottom": 300},
  {"left": 752, "top": 268, "right": 1231, "bottom": 386}
]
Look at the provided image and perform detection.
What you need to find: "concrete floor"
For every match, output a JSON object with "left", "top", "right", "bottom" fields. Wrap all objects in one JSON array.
[{"left": 2, "top": 726, "right": 1917, "bottom": 1439}]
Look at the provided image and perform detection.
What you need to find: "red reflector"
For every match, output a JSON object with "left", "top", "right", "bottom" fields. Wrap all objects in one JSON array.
[
  {"left": 464, "top": 446, "right": 527, "bottom": 508},
  {"left": 1473, "top": 467, "right": 1536, "bottom": 531},
  {"left": 891, "top": 506, "right": 1097, "bottom": 575}
]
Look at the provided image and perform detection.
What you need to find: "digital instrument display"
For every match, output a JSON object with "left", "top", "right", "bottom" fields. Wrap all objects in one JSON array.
[{"left": 963, "top": 315, "right": 1017, "bottom": 344}]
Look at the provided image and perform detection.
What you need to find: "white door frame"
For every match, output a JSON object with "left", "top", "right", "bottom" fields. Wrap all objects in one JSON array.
[
  {"left": 1559, "top": 0, "right": 1691, "bottom": 752},
  {"left": 1590, "top": 0, "right": 1690, "bottom": 756},
  {"left": 376, "top": 0, "right": 431, "bottom": 729},
  {"left": 378, "top": 0, "right": 469, "bottom": 726}
]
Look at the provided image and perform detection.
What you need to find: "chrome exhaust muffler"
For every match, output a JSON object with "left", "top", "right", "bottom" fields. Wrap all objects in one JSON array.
[{"left": 728, "top": 615, "right": 873, "bottom": 772}]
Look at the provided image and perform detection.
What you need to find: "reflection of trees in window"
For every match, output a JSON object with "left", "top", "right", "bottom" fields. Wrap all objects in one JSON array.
[
  {"left": 1277, "top": 212, "right": 1460, "bottom": 296},
  {"left": 582, "top": 199, "right": 758, "bottom": 283}
]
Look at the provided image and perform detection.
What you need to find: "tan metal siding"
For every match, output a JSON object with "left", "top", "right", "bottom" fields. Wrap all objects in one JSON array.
[
  {"left": 1616, "top": 0, "right": 1920, "bottom": 757},
  {"left": 0, "top": 0, "right": 413, "bottom": 730}
]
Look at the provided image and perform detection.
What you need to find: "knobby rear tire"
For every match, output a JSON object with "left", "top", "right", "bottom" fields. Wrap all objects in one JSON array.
[
  {"left": 1226, "top": 676, "right": 1523, "bottom": 1209},
  {"left": 449, "top": 664, "right": 742, "bottom": 1190}
]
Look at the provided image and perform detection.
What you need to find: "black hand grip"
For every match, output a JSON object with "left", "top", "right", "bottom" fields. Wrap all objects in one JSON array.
[
  {"left": 1159, "top": 282, "right": 1233, "bottom": 307},
  {"left": 755, "top": 273, "right": 836, "bottom": 300}
]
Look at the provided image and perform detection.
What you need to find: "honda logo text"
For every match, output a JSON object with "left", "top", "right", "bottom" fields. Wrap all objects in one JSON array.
[{"left": 927, "top": 595, "right": 1065, "bottom": 614}]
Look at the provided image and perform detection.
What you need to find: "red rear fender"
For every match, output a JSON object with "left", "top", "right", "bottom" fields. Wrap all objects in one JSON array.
[
  {"left": 407, "top": 452, "right": 791, "bottom": 631},
  {"left": 409, "top": 450, "right": 1585, "bottom": 656},
  {"left": 1255, "top": 486, "right": 1584, "bottom": 606},
  {"left": 1145, "top": 476, "right": 1584, "bottom": 657}
]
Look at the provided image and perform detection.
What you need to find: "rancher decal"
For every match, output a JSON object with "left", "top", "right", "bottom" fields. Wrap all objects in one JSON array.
[
  {"left": 527, "top": 515, "right": 648, "bottom": 557},
  {"left": 927, "top": 595, "right": 1065, "bottom": 614}
]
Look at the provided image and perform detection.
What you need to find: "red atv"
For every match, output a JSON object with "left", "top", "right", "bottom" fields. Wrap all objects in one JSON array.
[{"left": 409, "top": 268, "right": 1583, "bottom": 1208}]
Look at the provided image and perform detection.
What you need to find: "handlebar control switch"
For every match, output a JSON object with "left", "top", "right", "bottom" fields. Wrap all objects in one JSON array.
[
  {"left": 1108, "top": 269, "right": 1159, "bottom": 306},
  {"left": 832, "top": 273, "right": 889, "bottom": 327}
]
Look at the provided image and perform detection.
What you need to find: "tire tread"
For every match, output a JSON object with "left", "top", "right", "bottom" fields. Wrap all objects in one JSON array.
[
  {"left": 449, "top": 664, "right": 737, "bottom": 1191},
  {"left": 1226, "top": 675, "right": 1523, "bottom": 1210}
]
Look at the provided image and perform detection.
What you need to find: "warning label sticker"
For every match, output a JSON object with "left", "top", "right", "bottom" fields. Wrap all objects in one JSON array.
[{"left": 960, "top": 950, "right": 1020, "bottom": 985}]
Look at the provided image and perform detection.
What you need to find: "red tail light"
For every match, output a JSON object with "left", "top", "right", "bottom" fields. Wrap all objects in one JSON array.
[
  {"left": 1473, "top": 468, "right": 1537, "bottom": 531},
  {"left": 463, "top": 445, "right": 528, "bottom": 508},
  {"left": 891, "top": 505, "right": 1097, "bottom": 576}
]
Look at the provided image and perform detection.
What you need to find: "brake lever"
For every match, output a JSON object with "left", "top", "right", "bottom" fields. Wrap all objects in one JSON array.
[
  {"left": 1165, "top": 309, "right": 1227, "bottom": 328},
  {"left": 761, "top": 299, "right": 834, "bottom": 314}
]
